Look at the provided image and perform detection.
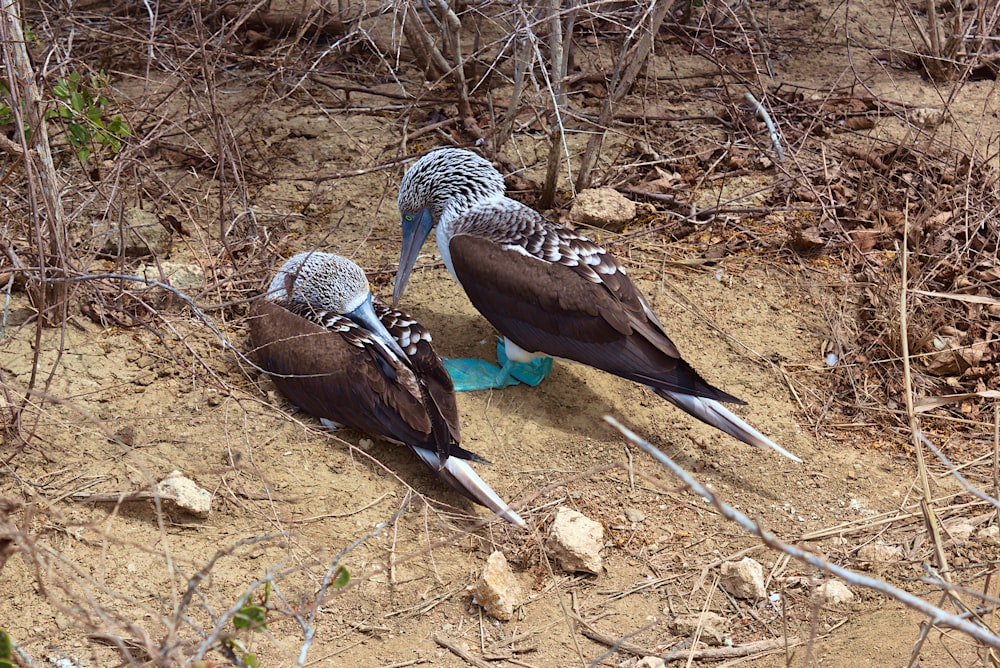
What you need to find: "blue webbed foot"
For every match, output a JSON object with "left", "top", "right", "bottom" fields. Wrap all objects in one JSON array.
[
  {"left": 496, "top": 340, "right": 553, "bottom": 387},
  {"left": 442, "top": 357, "right": 521, "bottom": 391}
]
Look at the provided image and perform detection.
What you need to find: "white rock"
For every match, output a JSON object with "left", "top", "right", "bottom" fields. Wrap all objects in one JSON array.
[
  {"left": 139, "top": 261, "right": 206, "bottom": 289},
  {"left": 909, "top": 107, "right": 944, "bottom": 128},
  {"left": 817, "top": 580, "right": 855, "bottom": 605},
  {"left": 157, "top": 470, "right": 212, "bottom": 518},
  {"left": 569, "top": 188, "right": 636, "bottom": 232},
  {"left": 625, "top": 507, "right": 646, "bottom": 523},
  {"left": 547, "top": 507, "right": 604, "bottom": 574},
  {"left": 978, "top": 525, "right": 1000, "bottom": 545},
  {"left": 636, "top": 658, "right": 666, "bottom": 668},
  {"left": 857, "top": 542, "right": 903, "bottom": 566},
  {"left": 944, "top": 519, "right": 975, "bottom": 543},
  {"left": 669, "top": 611, "right": 729, "bottom": 645},
  {"left": 720, "top": 557, "right": 766, "bottom": 600},
  {"left": 101, "top": 206, "right": 173, "bottom": 257},
  {"left": 472, "top": 551, "right": 524, "bottom": 621}
]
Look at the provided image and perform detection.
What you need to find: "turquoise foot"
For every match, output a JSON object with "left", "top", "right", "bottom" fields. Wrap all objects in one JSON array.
[
  {"left": 496, "top": 340, "right": 553, "bottom": 387},
  {"left": 442, "top": 357, "right": 521, "bottom": 391}
]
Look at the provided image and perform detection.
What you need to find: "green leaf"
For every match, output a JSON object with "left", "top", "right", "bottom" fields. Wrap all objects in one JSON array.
[
  {"left": 109, "top": 117, "right": 130, "bottom": 138},
  {"left": 77, "top": 146, "right": 91, "bottom": 162},
  {"left": 0, "top": 629, "right": 13, "bottom": 668},
  {"left": 244, "top": 653, "right": 260, "bottom": 668},
  {"left": 68, "top": 122, "right": 90, "bottom": 146},
  {"left": 332, "top": 565, "right": 350, "bottom": 589},
  {"left": 0, "top": 629, "right": 12, "bottom": 657},
  {"left": 70, "top": 91, "right": 85, "bottom": 112},
  {"left": 53, "top": 83, "right": 68, "bottom": 99},
  {"left": 233, "top": 604, "right": 267, "bottom": 630}
]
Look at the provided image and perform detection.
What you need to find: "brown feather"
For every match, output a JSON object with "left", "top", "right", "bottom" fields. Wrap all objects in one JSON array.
[
  {"left": 449, "top": 234, "right": 739, "bottom": 403},
  {"left": 249, "top": 300, "right": 450, "bottom": 450}
]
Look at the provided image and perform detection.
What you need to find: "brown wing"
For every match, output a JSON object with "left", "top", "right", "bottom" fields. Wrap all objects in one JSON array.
[
  {"left": 374, "top": 302, "right": 462, "bottom": 447},
  {"left": 248, "top": 300, "right": 449, "bottom": 450},
  {"left": 449, "top": 234, "right": 740, "bottom": 403}
]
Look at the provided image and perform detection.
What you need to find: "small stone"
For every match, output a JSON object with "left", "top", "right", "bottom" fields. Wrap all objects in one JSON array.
[
  {"left": 472, "top": 551, "right": 524, "bottom": 621},
  {"left": 944, "top": 519, "right": 975, "bottom": 543},
  {"left": 569, "top": 188, "right": 636, "bottom": 232},
  {"left": 547, "top": 507, "right": 604, "bottom": 575},
  {"left": 139, "top": 261, "right": 206, "bottom": 289},
  {"left": 720, "top": 557, "right": 766, "bottom": 600},
  {"left": 636, "top": 658, "right": 666, "bottom": 668},
  {"left": 909, "top": 107, "right": 944, "bottom": 128},
  {"left": 157, "top": 470, "right": 212, "bottom": 518},
  {"left": 857, "top": 542, "right": 903, "bottom": 567},
  {"left": 977, "top": 525, "right": 1000, "bottom": 545},
  {"left": 817, "top": 580, "right": 855, "bottom": 605},
  {"left": 624, "top": 507, "right": 646, "bottom": 523},
  {"left": 669, "top": 611, "right": 729, "bottom": 645},
  {"left": 102, "top": 206, "right": 173, "bottom": 257}
]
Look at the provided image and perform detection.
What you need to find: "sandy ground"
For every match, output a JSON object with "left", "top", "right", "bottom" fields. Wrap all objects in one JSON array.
[{"left": 1, "top": 0, "right": 999, "bottom": 665}]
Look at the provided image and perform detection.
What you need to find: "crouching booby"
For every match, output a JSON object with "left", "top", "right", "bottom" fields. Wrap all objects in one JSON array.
[
  {"left": 392, "top": 148, "right": 801, "bottom": 463},
  {"left": 249, "top": 251, "right": 526, "bottom": 526}
]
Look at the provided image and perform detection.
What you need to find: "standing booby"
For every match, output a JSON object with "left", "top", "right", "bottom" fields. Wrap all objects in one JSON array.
[
  {"left": 392, "top": 148, "right": 801, "bottom": 463},
  {"left": 249, "top": 251, "right": 526, "bottom": 526}
]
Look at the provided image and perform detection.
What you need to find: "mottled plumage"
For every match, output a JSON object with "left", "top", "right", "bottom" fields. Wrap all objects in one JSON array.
[
  {"left": 249, "top": 251, "right": 526, "bottom": 525},
  {"left": 394, "top": 148, "right": 801, "bottom": 463}
]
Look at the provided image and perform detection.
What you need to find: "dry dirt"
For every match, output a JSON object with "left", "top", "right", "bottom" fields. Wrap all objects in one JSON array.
[{"left": 1, "top": 0, "right": 999, "bottom": 666}]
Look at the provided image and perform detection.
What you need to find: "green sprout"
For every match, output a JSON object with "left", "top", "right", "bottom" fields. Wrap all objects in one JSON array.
[
  {"left": 0, "top": 628, "right": 14, "bottom": 668},
  {"left": 46, "top": 71, "right": 130, "bottom": 162}
]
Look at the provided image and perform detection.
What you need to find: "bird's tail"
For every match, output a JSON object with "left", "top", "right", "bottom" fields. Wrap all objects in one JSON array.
[
  {"left": 410, "top": 447, "right": 527, "bottom": 527},
  {"left": 655, "top": 389, "right": 802, "bottom": 463}
]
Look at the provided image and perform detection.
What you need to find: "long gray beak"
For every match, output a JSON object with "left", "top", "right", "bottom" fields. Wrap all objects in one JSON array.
[
  {"left": 345, "top": 293, "right": 408, "bottom": 361},
  {"left": 393, "top": 207, "right": 434, "bottom": 306}
]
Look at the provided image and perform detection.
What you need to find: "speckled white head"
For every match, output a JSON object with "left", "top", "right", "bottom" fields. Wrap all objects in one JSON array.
[
  {"left": 398, "top": 148, "right": 506, "bottom": 227},
  {"left": 267, "top": 251, "right": 370, "bottom": 314}
]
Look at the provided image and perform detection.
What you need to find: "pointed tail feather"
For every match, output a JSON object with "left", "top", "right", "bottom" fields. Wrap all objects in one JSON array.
[
  {"left": 655, "top": 389, "right": 802, "bottom": 463},
  {"left": 410, "top": 447, "right": 527, "bottom": 527}
]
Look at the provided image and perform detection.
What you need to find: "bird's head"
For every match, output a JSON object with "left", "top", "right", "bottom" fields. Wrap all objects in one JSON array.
[
  {"left": 394, "top": 148, "right": 505, "bottom": 305},
  {"left": 268, "top": 251, "right": 406, "bottom": 359}
]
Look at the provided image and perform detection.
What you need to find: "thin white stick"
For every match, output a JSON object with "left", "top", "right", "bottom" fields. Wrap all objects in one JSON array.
[{"left": 744, "top": 92, "right": 785, "bottom": 163}]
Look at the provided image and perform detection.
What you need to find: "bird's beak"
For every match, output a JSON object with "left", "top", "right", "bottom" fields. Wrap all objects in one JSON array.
[
  {"left": 393, "top": 207, "right": 434, "bottom": 306},
  {"left": 346, "top": 293, "right": 408, "bottom": 360}
]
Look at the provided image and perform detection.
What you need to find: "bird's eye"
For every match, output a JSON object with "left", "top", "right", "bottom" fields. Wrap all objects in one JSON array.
[{"left": 404, "top": 214, "right": 414, "bottom": 222}]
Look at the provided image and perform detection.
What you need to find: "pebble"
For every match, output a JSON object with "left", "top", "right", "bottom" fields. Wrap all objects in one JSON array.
[
  {"left": 720, "top": 557, "right": 766, "bottom": 600},
  {"left": 472, "top": 551, "right": 524, "bottom": 621},
  {"left": 569, "top": 188, "right": 636, "bottom": 232},
  {"left": 636, "top": 658, "right": 666, "bottom": 668},
  {"left": 944, "top": 519, "right": 975, "bottom": 543},
  {"left": 817, "top": 580, "right": 855, "bottom": 605},
  {"left": 669, "top": 611, "right": 730, "bottom": 645},
  {"left": 156, "top": 470, "right": 212, "bottom": 518},
  {"left": 857, "top": 542, "right": 903, "bottom": 566},
  {"left": 101, "top": 206, "right": 173, "bottom": 257},
  {"left": 138, "top": 261, "right": 206, "bottom": 289},
  {"left": 547, "top": 507, "right": 604, "bottom": 575},
  {"left": 978, "top": 525, "right": 1000, "bottom": 545},
  {"left": 624, "top": 508, "right": 646, "bottom": 523}
]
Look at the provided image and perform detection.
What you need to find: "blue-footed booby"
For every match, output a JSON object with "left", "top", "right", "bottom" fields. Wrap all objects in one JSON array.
[
  {"left": 249, "top": 251, "right": 526, "bottom": 526},
  {"left": 393, "top": 148, "right": 801, "bottom": 463}
]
